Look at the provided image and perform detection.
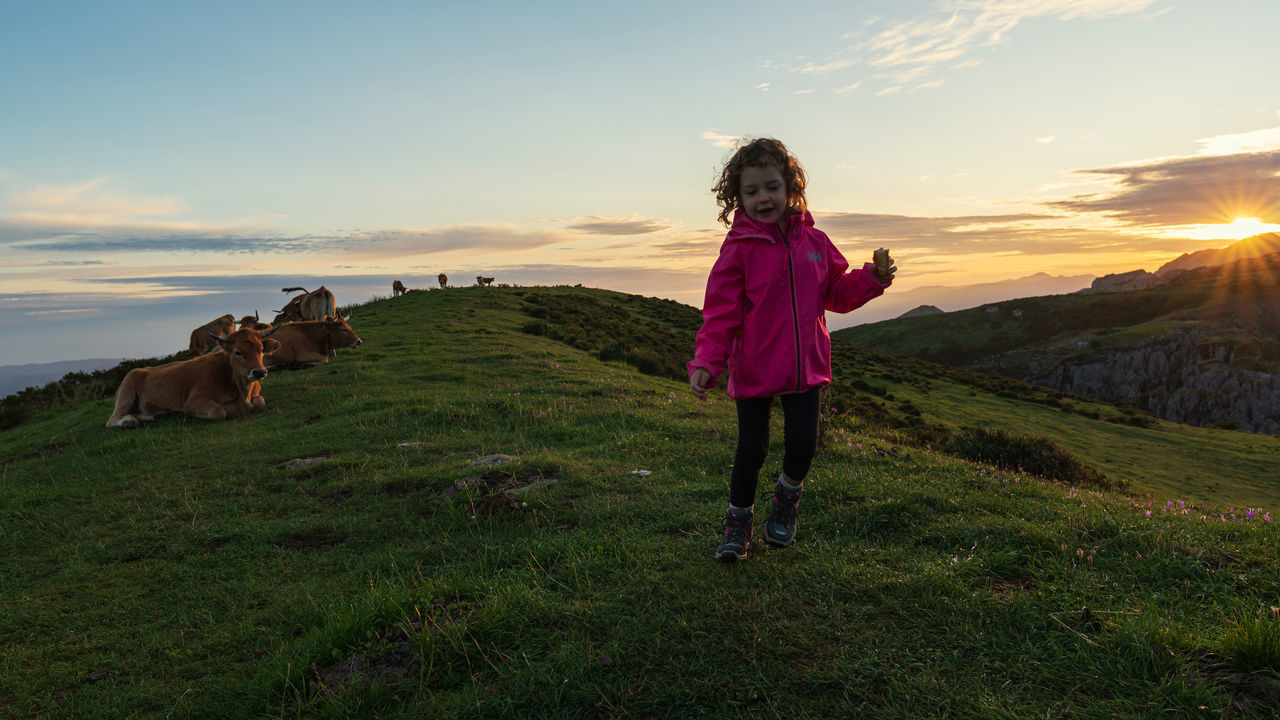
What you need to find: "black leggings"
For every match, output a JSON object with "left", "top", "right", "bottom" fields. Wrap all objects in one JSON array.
[{"left": 729, "top": 386, "right": 822, "bottom": 508}]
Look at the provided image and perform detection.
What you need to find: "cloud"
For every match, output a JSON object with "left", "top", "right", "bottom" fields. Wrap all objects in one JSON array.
[
  {"left": 1043, "top": 148, "right": 1280, "bottom": 226},
  {"left": 3, "top": 221, "right": 566, "bottom": 258},
  {"left": 835, "top": 82, "right": 862, "bottom": 94},
  {"left": 8, "top": 178, "right": 185, "bottom": 223},
  {"left": 817, "top": 210, "right": 1182, "bottom": 254},
  {"left": 1196, "top": 126, "right": 1280, "bottom": 156},
  {"left": 566, "top": 216, "right": 675, "bottom": 236},
  {"left": 37, "top": 259, "right": 108, "bottom": 266},
  {"left": 795, "top": 59, "right": 857, "bottom": 75},
  {"left": 1037, "top": 136, "right": 1056, "bottom": 144},
  {"left": 699, "top": 131, "right": 741, "bottom": 149},
  {"left": 861, "top": 0, "right": 1159, "bottom": 86}
]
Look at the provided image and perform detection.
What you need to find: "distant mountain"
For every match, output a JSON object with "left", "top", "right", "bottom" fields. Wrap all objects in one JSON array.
[
  {"left": 830, "top": 272, "right": 1093, "bottom": 330},
  {"left": 898, "top": 304, "right": 944, "bottom": 318},
  {"left": 0, "top": 359, "right": 125, "bottom": 398},
  {"left": 835, "top": 252, "right": 1280, "bottom": 433}
]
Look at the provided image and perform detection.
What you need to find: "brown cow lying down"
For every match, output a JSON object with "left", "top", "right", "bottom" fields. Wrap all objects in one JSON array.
[
  {"left": 264, "top": 315, "right": 363, "bottom": 369},
  {"left": 106, "top": 327, "right": 280, "bottom": 428},
  {"left": 238, "top": 311, "right": 271, "bottom": 330}
]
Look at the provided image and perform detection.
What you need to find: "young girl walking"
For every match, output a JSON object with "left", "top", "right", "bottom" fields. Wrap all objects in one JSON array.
[{"left": 687, "top": 137, "right": 896, "bottom": 561}]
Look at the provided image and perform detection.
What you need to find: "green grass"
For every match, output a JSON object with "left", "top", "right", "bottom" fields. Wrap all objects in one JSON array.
[{"left": 2, "top": 286, "right": 1278, "bottom": 719}]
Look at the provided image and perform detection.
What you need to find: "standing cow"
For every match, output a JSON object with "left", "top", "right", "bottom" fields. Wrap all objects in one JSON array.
[
  {"left": 106, "top": 327, "right": 280, "bottom": 427},
  {"left": 188, "top": 314, "right": 236, "bottom": 355},
  {"left": 437, "top": 273, "right": 448, "bottom": 289},
  {"left": 263, "top": 315, "right": 363, "bottom": 369},
  {"left": 392, "top": 280, "right": 407, "bottom": 296},
  {"left": 276, "top": 286, "right": 337, "bottom": 324},
  {"left": 476, "top": 276, "right": 494, "bottom": 286}
]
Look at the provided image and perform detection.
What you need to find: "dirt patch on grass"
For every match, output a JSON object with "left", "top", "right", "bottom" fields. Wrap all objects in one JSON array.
[
  {"left": 433, "top": 467, "right": 559, "bottom": 514},
  {"left": 2, "top": 441, "right": 69, "bottom": 465},
  {"left": 1194, "top": 652, "right": 1280, "bottom": 715},
  {"left": 280, "top": 529, "right": 341, "bottom": 554},
  {"left": 295, "top": 598, "right": 476, "bottom": 710},
  {"left": 312, "top": 625, "right": 417, "bottom": 693}
]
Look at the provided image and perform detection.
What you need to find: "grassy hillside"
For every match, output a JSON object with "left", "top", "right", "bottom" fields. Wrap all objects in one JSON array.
[{"left": 2, "top": 286, "right": 1278, "bottom": 719}]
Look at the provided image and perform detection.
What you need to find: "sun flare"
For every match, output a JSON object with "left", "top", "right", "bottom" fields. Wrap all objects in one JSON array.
[{"left": 1182, "top": 216, "right": 1280, "bottom": 241}]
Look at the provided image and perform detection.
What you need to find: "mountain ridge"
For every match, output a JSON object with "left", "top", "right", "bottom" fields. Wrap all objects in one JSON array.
[{"left": 836, "top": 249, "right": 1280, "bottom": 433}]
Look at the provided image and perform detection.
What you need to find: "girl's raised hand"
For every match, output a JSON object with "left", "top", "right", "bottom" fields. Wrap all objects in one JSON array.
[{"left": 873, "top": 248, "right": 896, "bottom": 282}]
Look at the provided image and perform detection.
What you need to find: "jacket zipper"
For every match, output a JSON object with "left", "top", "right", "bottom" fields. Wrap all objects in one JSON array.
[{"left": 783, "top": 227, "right": 802, "bottom": 393}]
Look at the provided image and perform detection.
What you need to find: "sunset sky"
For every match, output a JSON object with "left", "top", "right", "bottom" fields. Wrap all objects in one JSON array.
[{"left": 3, "top": 0, "right": 1280, "bottom": 365}]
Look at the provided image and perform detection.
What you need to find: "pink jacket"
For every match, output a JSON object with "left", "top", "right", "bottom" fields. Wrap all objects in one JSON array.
[{"left": 688, "top": 210, "right": 890, "bottom": 400}]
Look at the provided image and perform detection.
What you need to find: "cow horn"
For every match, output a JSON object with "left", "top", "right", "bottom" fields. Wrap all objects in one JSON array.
[
  {"left": 344, "top": 313, "right": 352, "bottom": 322},
  {"left": 254, "top": 310, "right": 260, "bottom": 320},
  {"left": 259, "top": 325, "right": 278, "bottom": 338},
  {"left": 207, "top": 331, "right": 229, "bottom": 343}
]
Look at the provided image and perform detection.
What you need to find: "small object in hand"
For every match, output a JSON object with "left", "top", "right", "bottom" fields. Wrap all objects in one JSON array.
[{"left": 873, "top": 248, "right": 893, "bottom": 276}]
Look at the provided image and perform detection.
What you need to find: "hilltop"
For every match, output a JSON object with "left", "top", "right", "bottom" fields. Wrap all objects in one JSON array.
[
  {"left": 1086, "top": 233, "right": 1280, "bottom": 293},
  {"left": 1, "top": 286, "right": 1277, "bottom": 718}
]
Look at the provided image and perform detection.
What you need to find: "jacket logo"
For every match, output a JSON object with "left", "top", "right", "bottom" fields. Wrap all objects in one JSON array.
[{"left": 807, "top": 251, "right": 823, "bottom": 262}]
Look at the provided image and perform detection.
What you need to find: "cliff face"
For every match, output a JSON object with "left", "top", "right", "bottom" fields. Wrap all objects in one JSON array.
[
  {"left": 984, "top": 327, "right": 1280, "bottom": 433},
  {"left": 1084, "top": 269, "right": 1164, "bottom": 293}
]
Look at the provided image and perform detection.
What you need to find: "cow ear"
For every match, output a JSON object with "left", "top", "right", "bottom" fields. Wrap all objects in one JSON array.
[{"left": 262, "top": 339, "right": 281, "bottom": 352}]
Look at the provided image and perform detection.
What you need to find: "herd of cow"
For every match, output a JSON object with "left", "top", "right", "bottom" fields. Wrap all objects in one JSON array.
[
  {"left": 105, "top": 286, "right": 363, "bottom": 429},
  {"left": 392, "top": 274, "right": 495, "bottom": 296}
]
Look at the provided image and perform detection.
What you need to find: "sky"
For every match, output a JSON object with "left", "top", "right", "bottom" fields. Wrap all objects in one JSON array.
[{"left": 3, "top": 0, "right": 1280, "bottom": 366}]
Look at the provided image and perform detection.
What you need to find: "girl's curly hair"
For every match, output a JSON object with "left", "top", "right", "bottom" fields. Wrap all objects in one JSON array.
[{"left": 711, "top": 137, "right": 808, "bottom": 226}]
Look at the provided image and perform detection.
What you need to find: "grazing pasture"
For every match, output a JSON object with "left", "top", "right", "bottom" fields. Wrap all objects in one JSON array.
[{"left": 1, "top": 286, "right": 1276, "bottom": 718}]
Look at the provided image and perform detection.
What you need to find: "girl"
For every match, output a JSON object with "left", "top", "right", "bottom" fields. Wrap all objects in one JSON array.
[{"left": 687, "top": 137, "right": 895, "bottom": 562}]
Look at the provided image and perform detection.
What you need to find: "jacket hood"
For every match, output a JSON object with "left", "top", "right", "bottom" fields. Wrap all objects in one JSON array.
[{"left": 725, "top": 209, "right": 815, "bottom": 243}]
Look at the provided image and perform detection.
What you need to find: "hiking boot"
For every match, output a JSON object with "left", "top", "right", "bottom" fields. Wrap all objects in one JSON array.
[
  {"left": 764, "top": 478, "right": 802, "bottom": 547},
  {"left": 715, "top": 507, "right": 753, "bottom": 562}
]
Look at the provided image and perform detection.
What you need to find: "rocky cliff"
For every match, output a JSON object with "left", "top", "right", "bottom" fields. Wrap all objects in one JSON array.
[{"left": 975, "top": 326, "right": 1280, "bottom": 434}]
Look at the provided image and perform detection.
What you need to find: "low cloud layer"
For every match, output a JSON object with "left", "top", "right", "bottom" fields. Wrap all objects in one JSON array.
[
  {"left": 818, "top": 211, "right": 1178, "bottom": 255},
  {"left": 1045, "top": 150, "right": 1280, "bottom": 226},
  {"left": 566, "top": 216, "right": 675, "bottom": 236}
]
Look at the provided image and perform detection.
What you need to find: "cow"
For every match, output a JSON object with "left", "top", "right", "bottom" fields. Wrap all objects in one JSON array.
[
  {"left": 392, "top": 280, "right": 407, "bottom": 297},
  {"left": 476, "top": 276, "right": 494, "bottom": 286},
  {"left": 438, "top": 273, "right": 448, "bottom": 289},
  {"left": 276, "top": 286, "right": 337, "bottom": 323},
  {"left": 238, "top": 311, "right": 271, "bottom": 331},
  {"left": 263, "top": 315, "right": 363, "bottom": 369},
  {"left": 188, "top": 314, "right": 236, "bottom": 355},
  {"left": 106, "top": 327, "right": 280, "bottom": 428}
]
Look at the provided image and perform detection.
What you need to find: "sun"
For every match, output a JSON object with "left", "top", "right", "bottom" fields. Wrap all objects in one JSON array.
[{"left": 1182, "top": 216, "right": 1280, "bottom": 241}]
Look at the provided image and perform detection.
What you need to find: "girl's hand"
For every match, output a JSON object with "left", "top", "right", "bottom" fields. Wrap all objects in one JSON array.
[{"left": 689, "top": 368, "right": 712, "bottom": 400}]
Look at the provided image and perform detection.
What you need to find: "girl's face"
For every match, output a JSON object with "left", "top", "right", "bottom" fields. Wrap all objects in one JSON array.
[{"left": 739, "top": 165, "right": 788, "bottom": 229}]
